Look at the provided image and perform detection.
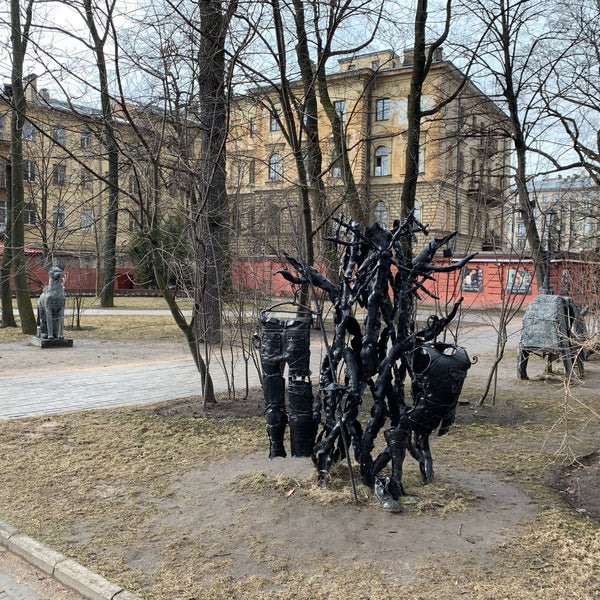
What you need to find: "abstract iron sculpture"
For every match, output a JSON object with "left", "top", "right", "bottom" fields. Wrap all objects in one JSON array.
[{"left": 260, "top": 214, "right": 476, "bottom": 511}]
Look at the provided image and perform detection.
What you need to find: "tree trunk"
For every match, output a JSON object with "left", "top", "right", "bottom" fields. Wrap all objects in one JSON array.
[
  {"left": 83, "top": 0, "right": 120, "bottom": 308},
  {"left": 9, "top": 0, "right": 36, "bottom": 335},
  {"left": 193, "top": 0, "right": 234, "bottom": 347},
  {"left": 1, "top": 161, "right": 17, "bottom": 328},
  {"left": 497, "top": 1, "right": 545, "bottom": 288},
  {"left": 400, "top": 0, "right": 428, "bottom": 223},
  {"left": 317, "top": 72, "right": 365, "bottom": 224},
  {"left": 290, "top": 0, "right": 338, "bottom": 281}
]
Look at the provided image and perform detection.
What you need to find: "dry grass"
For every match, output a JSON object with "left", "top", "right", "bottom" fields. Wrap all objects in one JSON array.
[
  {"left": 1, "top": 296, "right": 191, "bottom": 343},
  {"left": 0, "top": 315, "right": 186, "bottom": 343},
  {"left": 2, "top": 307, "right": 600, "bottom": 599},
  {"left": 0, "top": 392, "right": 598, "bottom": 599}
]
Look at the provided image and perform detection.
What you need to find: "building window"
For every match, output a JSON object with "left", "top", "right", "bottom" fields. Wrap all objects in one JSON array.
[
  {"left": 269, "top": 112, "right": 280, "bottom": 131},
  {"left": 232, "top": 206, "right": 242, "bottom": 233},
  {"left": 129, "top": 212, "right": 140, "bottom": 233},
  {"left": 266, "top": 203, "right": 281, "bottom": 236},
  {"left": 52, "top": 126, "right": 66, "bottom": 145},
  {"left": 23, "top": 160, "right": 36, "bottom": 182},
  {"left": 80, "top": 129, "right": 92, "bottom": 149},
  {"left": 0, "top": 200, "right": 6, "bottom": 230},
  {"left": 334, "top": 100, "right": 346, "bottom": 123},
  {"left": 23, "top": 120, "right": 36, "bottom": 141},
  {"left": 414, "top": 199, "right": 421, "bottom": 222},
  {"left": 375, "top": 98, "right": 390, "bottom": 121},
  {"left": 268, "top": 153, "right": 283, "bottom": 181},
  {"left": 517, "top": 222, "right": 526, "bottom": 236},
  {"left": 249, "top": 118, "right": 256, "bottom": 137},
  {"left": 0, "top": 116, "right": 7, "bottom": 140},
  {"left": 53, "top": 164, "right": 66, "bottom": 186},
  {"left": 24, "top": 203, "right": 37, "bottom": 225},
  {"left": 444, "top": 199, "right": 452, "bottom": 228},
  {"left": 371, "top": 60, "right": 380, "bottom": 70},
  {"left": 80, "top": 168, "right": 93, "bottom": 190},
  {"left": 52, "top": 206, "right": 67, "bottom": 229},
  {"left": 374, "top": 145, "right": 389, "bottom": 176},
  {"left": 129, "top": 175, "right": 139, "bottom": 195},
  {"left": 248, "top": 160, "right": 256, "bottom": 185},
  {"left": 374, "top": 201, "right": 388, "bottom": 228},
  {"left": 331, "top": 151, "right": 342, "bottom": 178},
  {"left": 0, "top": 158, "right": 6, "bottom": 189},
  {"left": 80, "top": 208, "right": 94, "bottom": 230}
]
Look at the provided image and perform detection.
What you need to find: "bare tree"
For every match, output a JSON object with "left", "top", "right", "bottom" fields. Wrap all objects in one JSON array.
[
  {"left": 455, "top": 0, "right": 562, "bottom": 288},
  {"left": 81, "top": 0, "right": 121, "bottom": 307},
  {"left": 7, "top": 0, "right": 37, "bottom": 334},
  {"left": 542, "top": 0, "right": 600, "bottom": 185},
  {"left": 311, "top": 0, "right": 385, "bottom": 227},
  {"left": 0, "top": 160, "right": 17, "bottom": 328}
]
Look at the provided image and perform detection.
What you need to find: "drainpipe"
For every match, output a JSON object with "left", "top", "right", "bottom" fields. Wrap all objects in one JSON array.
[{"left": 453, "top": 95, "right": 462, "bottom": 252}]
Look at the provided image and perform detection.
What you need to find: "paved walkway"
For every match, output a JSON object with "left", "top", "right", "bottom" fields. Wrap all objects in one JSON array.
[
  {"left": 0, "top": 360, "right": 207, "bottom": 419},
  {"left": 0, "top": 316, "right": 523, "bottom": 420}
]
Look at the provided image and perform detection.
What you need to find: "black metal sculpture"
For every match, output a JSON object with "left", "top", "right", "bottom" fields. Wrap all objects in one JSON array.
[
  {"left": 261, "top": 214, "right": 476, "bottom": 511},
  {"left": 258, "top": 307, "right": 317, "bottom": 458}
]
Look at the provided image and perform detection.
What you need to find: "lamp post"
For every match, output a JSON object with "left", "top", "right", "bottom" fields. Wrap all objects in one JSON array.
[{"left": 543, "top": 207, "right": 557, "bottom": 294}]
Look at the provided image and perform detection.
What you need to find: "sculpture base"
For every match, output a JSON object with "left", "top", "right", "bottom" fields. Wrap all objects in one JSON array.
[{"left": 30, "top": 336, "right": 74, "bottom": 349}]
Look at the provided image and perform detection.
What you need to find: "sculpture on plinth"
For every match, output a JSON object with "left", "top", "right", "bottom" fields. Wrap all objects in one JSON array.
[
  {"left": 35, "top": 263, "right": 73, "bottom": 348},
  {"left": 260, "top": 213, "right": 476, "bottom": 511}
]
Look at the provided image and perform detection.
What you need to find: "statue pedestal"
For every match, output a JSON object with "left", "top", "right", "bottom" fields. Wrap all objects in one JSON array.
[{"left": 30, "top": 336, "right": 74, "bottom": 349}]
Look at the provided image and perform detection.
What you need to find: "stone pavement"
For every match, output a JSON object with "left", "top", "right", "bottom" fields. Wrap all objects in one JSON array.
[
  {"left": 0, "top": 312, "right": 523, "bottom": 420},
  {"left": 0, "top": 524, "right": 138, "bottom": 600},
  {"left": 0, "top": 360, "right": 208, "bottom": 419}
]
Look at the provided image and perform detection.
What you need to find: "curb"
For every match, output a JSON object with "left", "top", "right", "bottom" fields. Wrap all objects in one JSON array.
[{"left": 0, "top": 520, "right": 142, "bottom": 600}]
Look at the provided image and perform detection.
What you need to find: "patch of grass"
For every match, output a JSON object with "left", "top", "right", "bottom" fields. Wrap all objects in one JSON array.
[
  {"left": 0, "top": 408, "right": 264, "bottom": 549},
  {"left": 2, "top": 308, "right": 600, "bottom": 600},
  {"left": 64, "top": 315, "right": 187, "bottom": 341},
  {"left": 0, "top": 390, "right": 599, "bottom": 599}
]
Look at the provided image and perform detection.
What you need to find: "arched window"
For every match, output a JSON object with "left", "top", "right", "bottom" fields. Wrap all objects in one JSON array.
[
  {"left": 374, "top": 201, "right": 388, "bottom": 228},
  {"left": 374, "top": 145, "right": 389, "bottom": 177},
  {"left": 268, "top": 153, "right": 283, "bottom": 181}
]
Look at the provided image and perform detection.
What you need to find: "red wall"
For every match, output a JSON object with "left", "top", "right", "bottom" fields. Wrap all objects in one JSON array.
[
  {"left": 6, "top": 247, "right": 595, "bottom": 307},
  {"left": 231, "top": 254, "right": 600, "bottom": 309}
]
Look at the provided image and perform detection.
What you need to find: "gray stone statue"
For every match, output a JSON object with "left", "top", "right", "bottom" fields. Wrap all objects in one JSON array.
[{"left": 37, "top": 265, "right": 66, "bottom": 340}]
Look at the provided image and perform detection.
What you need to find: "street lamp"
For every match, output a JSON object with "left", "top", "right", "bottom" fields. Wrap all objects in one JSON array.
[{"left": 543, "top": 207, "right": 557, "bottom": 294}]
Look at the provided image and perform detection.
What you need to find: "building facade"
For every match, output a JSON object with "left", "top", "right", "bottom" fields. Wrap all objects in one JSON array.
[
  {"left": 507, "top": 174, "right": 600, "bottom": 255},
  {"left": 0, "top": 75, "right": 191, "bottom": 291},
  {"left": 227, "top": 48, "right": 511, "bottom": 266}
]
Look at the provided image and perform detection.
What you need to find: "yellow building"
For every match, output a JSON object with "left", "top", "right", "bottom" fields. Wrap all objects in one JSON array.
[
  {"left": 0, "top": 75, "right": 189, "bottom": 289},
  {"left": 228, "top": 49, "right": 510, "bottom": 258}
]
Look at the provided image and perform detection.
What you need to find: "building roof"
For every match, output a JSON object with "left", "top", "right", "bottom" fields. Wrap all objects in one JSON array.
[{"left": 529, "top": 174, "right": 598, "bottom": 193}]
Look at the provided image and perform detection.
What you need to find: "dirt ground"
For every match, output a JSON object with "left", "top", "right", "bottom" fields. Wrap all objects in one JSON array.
[{"left": 2, "top": 331, "right": 600, "bottom": 599}]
